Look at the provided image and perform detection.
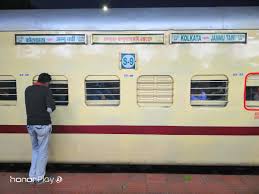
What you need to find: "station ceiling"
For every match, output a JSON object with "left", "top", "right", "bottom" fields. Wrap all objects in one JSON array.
[{"left": 0, "top": 0, "right": 259, "bottom": 9}]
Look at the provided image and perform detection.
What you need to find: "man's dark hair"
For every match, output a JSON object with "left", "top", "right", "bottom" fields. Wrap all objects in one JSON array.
[{"left": 38, "top": 73, "right": 52, "bottom": 83}]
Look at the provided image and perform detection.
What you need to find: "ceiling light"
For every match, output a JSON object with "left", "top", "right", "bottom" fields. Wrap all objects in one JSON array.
[{"left": 102, "top": 5, "right": 108, "bottom": 12}]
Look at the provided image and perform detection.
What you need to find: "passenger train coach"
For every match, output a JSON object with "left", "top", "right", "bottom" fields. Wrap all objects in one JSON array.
[{"left": 0, "top": 7, "right": 259, "bottom": 165}]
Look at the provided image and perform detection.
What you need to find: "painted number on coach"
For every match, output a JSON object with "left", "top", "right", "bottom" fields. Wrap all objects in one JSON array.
[{"left": 120, "top": 53, "right": 136, "bottom": 69}]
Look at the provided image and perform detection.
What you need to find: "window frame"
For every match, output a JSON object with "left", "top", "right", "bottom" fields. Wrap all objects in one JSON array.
[
  {"left": 190, "top": 74, "right": 229, "bottom": 107},
  {"left": 244, "top": 72, "right": 259, "bottom": 111},
  {"left": 85, "top": 75, "right": 120, "bottom": 106}
]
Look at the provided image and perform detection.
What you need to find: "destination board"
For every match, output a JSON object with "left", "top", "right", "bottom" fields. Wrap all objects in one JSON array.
[
  {"left": 15, "top": 34, "right": 87, "bottom": 44},
  {"left": 171, "top": 33, "right": 247, "bottom": 44},
  {"left": 92, "top": 34, "right": 164, "bottom": 44}
]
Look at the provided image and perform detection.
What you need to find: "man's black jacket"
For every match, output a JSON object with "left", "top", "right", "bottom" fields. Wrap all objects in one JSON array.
[{"left": 25, "top": 84, "right": 56, "bottom": 125}]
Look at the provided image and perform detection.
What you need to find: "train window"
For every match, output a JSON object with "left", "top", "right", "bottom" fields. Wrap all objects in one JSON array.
[
  {"left": 190, "top": 75, "right": 228, "bottom": 107},
  {"left": 0, "top": 76, "right": 17, "bottom": 106},
  {"left": 245, "top": 74, "right": 259, "bottom": 108},
  {"left": 85, "top": 76, "right": 120, "bottom": 106},
  {"left": 137, "top": 75, "right": 173, "bottom": 107},
  {"left": 33, "top": 75, "right": 69, "bottom": 106}
]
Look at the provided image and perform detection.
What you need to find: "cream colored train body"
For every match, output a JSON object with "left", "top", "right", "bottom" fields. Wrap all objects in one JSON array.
[{"left": 0, "top": 7, "right": 259, "bottom": 165}]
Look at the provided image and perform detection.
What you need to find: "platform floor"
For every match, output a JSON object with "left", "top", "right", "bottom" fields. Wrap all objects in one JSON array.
[{"left": 1, "top": 172, "right": 259, "bottom": 194}]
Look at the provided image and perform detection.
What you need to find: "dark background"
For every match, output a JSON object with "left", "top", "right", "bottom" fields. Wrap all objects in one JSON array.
[{"left": 1, "top": 0, "right": 259, "bottom": 9}]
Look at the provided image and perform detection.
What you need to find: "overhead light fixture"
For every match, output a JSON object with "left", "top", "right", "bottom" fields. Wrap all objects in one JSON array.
[{"left": 102, "top": 5, "right": 108, "bottom": 12}]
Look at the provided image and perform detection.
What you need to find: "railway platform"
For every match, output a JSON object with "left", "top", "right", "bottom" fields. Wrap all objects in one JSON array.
[{"left": 1, "top": 165, "right": 259, "bottom": 194}]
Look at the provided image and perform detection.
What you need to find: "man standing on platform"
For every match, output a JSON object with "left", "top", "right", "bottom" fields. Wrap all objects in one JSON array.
[{"left": 25, "top": 73, "right": 56, "bottom": 184}]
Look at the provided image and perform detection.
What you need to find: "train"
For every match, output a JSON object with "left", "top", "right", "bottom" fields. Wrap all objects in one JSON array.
[{"left": 0, "top": 7, "right": 259, "bottom": 165}]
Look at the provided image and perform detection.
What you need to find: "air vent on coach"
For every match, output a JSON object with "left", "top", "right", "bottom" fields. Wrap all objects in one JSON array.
[{"left": 137, "top": 75, "right": 173, "bottom": 107}]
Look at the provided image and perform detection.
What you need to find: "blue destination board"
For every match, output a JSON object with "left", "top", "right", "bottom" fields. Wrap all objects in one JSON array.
[
  {"left": 171, "top": 33, "right": 247, "bottom": 43},
  {"left": 15, "top": 34, "right": 86, "bottom": 44}
]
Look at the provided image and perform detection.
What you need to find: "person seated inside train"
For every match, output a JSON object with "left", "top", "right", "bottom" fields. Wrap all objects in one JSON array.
[
  {"left": 91, "top": 90, "right": 116, "bottom": 100},
  {"left": 191, "top": 90, "right": 207, "bottom": 100},
  {"left": 90, "top": 83, "right": 116, "bottom": 100},
  {"left": 253, "top": 87, "right": 259, "bottom": 101}
]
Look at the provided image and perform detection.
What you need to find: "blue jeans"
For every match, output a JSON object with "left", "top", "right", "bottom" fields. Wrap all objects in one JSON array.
[{"left": 27, "top": 125, "right": 52, "bottom": 181}]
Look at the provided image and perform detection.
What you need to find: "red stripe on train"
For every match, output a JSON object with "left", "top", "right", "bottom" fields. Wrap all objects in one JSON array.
[{"left": 0, "top": 125, "right": 259, "bottom": 135}]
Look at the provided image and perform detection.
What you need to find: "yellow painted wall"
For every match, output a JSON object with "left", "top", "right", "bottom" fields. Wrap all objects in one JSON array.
[
  {"left": 1, "top": 30, "right": 259, "bottom": 126},
  {"left": 1, "top": 134, "right": 259, "bottom": 165}
]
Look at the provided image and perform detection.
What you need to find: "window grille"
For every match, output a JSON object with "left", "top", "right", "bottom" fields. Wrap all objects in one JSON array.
[
  {"left": 0, "top": 76, "right": 17, "bottom": 106},
  {"left": 190, "top": 75, "right": 228, "bottom": 107},
  {"left": 85, "top": 76, "right": 120, "bottom": 106},
  {"left": 33, "top": 75, "right": 68, "bottom": 106}
]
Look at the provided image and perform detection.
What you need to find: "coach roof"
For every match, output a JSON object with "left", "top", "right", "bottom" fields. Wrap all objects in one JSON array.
[{"left": 0, "top": 7, "right": 259, "bottom": 31}]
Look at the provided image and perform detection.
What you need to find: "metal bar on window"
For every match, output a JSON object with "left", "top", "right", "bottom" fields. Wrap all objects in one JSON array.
[
  {"left": 191, "top": 87, "right": 228, "bottom": 89},
  {"left": 192, "top": 94, "right": 227, "bottom": 96},
  {"left": 191, "top": 80, "right": 228, "bottom": 83},
  {"left": 86, "top": 82, "right": 120, "bottom": 84},
  {"left": 0, "top": 94, "right": 17, "bottom": 96},
  {"left": 0, "top": 87, "right": 17, "bottom": 90},
  {"left": 52, "top": 94, "right": 68, "bottom": 96},
  {"left": 86, "top": 87, "right": 120, "bottom": 90},
  {"left": 49, "top": 88, "right": 68, "bottom": 90},
  {"left": 86, "top": 94, "right": 120, "bottom": 96}
]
